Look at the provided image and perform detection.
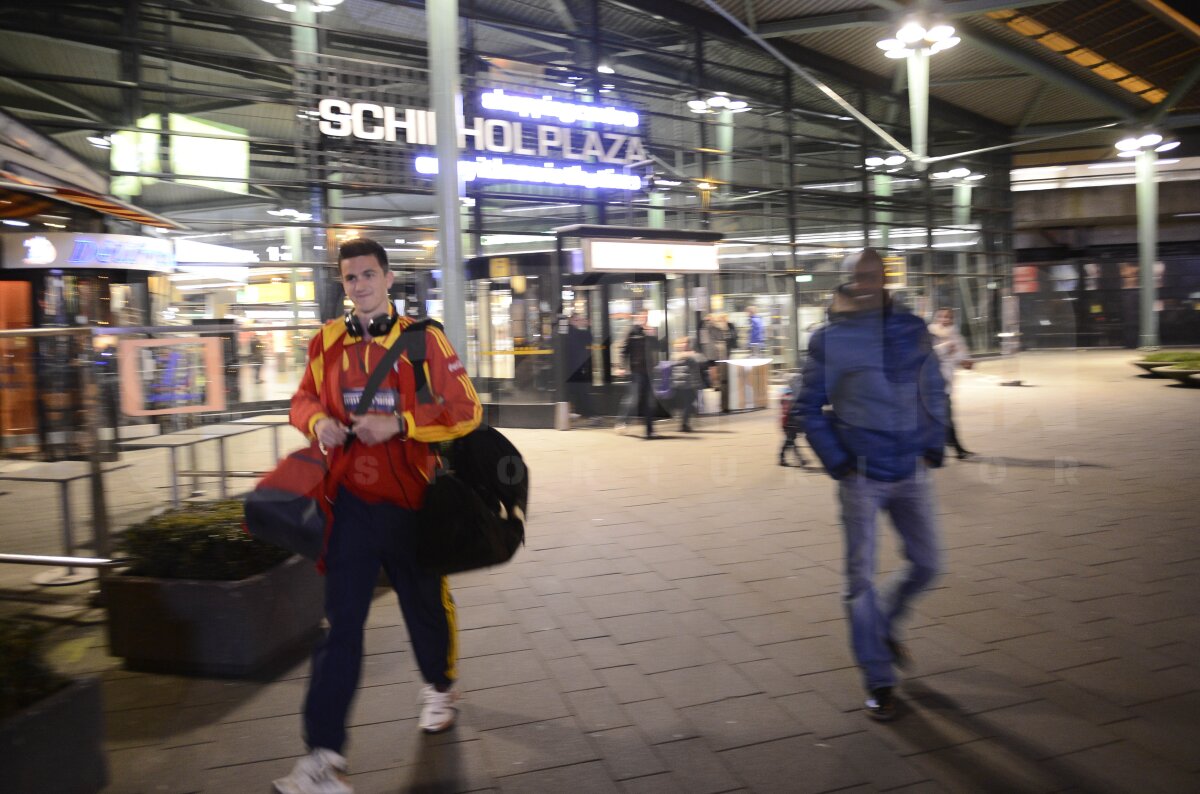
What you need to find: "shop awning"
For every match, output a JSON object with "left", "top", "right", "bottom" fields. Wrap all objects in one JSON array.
[{"left": 0, "top": 172, "right": 185, "bottom": 230}]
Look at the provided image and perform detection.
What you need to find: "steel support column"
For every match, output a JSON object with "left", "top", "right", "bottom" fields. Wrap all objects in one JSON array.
[
  {"left": 428, "top": 0, "right": 467, "bottom": 354},
  {"left": 906, "top": 48, "right": 929, "bottom": 171},
  {"left": 1136, "top": 148, "right": 1159, "bottom": 348}
]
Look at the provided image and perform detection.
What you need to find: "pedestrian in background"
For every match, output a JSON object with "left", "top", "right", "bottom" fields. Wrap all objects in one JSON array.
[
  {"left": 615, "top": 312, "right": 656, "bottom": 438},
  {"left": 928, "top": 307, "right": 974, "bottom": 460},
  {"left": 792, "top": 248, "right": 946, "bottom": 722},
  {"left": 778, "top": 373, "right": 807, "bottom": 466},
  {"left": 747, "top": 305, "right": 766, "bottom": 358},
  {"left": 565, "top": 312, "right": 595, "bottom": 423},
  {"left": 671, "top": 335, "right": 706, "bottom": 432}
]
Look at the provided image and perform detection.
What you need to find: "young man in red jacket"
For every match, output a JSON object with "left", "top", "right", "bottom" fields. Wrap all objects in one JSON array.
[{"left": 274, "top": 238, "right": 481, "bottom": 794}]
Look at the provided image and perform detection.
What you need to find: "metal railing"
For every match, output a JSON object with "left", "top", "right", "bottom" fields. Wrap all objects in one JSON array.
[{"left": 1, "top": 322, "right": 324, "bottom": 582}]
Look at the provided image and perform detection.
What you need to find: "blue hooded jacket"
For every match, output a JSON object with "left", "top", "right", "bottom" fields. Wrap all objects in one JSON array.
[{"left": 791, "top": 291, "right": 947, "bottom": 482}]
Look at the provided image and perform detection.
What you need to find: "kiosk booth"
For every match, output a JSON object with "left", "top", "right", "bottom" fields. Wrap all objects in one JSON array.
[{"left": 465, "top": 225, "right": 723, "bottom": 428}]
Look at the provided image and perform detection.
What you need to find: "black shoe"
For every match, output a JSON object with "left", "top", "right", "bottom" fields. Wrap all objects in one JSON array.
[
  {"left": 886, "top": 637, "right": 912, "bottom": 670},
  {"left": 956, "top": 449, "right": 975, "bottom": 460},
  {"left": 779, "top": 454, "right": 788, "bottom": 466},
  {"left": 865, "top": 687, "right": 897, "bottom": 721}
]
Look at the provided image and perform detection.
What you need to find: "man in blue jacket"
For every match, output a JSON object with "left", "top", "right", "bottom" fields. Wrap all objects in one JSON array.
[{"left": 791, "top": 248, "right": 947, "bottom": 721}]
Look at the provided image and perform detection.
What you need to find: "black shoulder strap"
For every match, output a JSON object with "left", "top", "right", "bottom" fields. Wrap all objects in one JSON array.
[
  {"left": 343, "top": 318, "right": 435, "bottom": 450},
  {"left": 363, "top": 318, "right": 439, "bottom": 411},
  {"left": 400, "top": 317, "right": 442, "bottom": 406}
]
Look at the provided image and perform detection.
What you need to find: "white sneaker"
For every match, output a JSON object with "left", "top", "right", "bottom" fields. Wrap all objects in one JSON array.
[
  {"left": 418, "top": 685, "right": 460, "bottom": 733},
  {"left": 272, "top": 748, "right": 352, "bottom": 794}
]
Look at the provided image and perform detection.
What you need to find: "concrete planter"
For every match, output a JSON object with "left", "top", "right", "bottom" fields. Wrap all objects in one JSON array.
[
  {"left": 103, "top": 554, "right": 324, "bottom": 677},
  {"left": 0, "top": 677, "right": 107, "bottom": 794},
  {"left": 1159, "top": 367, "right": 1200, "bottom": 386},
  {"left": 1132, "top": 360, "right": 1177, "bottom": 376}
]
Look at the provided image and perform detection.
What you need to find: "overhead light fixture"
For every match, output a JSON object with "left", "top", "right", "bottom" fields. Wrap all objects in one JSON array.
[
  {"left": 597, "top": 64, "right": 615, "bottom": 75},
  {"left": 261, "top": 0, "right": 341, "bottom": 13},
  {"left": 688, "top": 94, "right": 752, "bottom": 114},
  {"left": 1115, "top": 130, "right": 1177, "bottom": 157},
  {"left": 2, "top": 219, "right": 30, "bottom": 227},
  {"left": 266, "top": 207, "right": 312, "bottom": 221},
  {"left": 930, "top": 166, "right": 984, "bottom": 182},
  {"left": 877, "top": 16, "right": 959, "bottom": 57},
  {"left": 866, "top": 154, "right": 907, "bottom": 169},
  {"left": 86, "top": 135, "right": 111, "bottom": 149}
]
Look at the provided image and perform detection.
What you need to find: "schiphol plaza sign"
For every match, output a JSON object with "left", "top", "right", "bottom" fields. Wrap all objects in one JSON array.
[{"left": 317, "top": 89, "right": 649, "bottom": 191}]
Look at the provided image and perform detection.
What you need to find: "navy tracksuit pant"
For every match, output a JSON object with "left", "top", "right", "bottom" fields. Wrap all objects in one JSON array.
[{"left": 304, "top": 487, "right": 456, "bottom": 754}]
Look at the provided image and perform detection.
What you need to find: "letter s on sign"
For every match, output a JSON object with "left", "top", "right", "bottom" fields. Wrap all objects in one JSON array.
[{"left": 319, "top": 99, "right": 353, "bottom": 137}]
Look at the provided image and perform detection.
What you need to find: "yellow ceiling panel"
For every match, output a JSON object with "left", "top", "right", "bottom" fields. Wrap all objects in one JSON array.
[
  {"left": 1117, "top": 76, "right": 1153, "bottom": 93},
  {"left": 1039, "top": 33, "right": 1079, "bottom": 52},
  {"left": 1093, "top": 63, "right": 1129, "bottom": 80},
  {"left": 992, "top": 7, "right": 1167, "bottom": 105},
  {"left": 1065, "top": 48, "right": 1104, "bottom": 67},
  {"left": 1008, "top": 16, "right": 1049, "bottom": 36}
]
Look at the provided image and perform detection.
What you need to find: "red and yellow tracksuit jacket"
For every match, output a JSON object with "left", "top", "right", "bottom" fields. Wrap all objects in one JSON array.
[{"left": 289, "top": 317, "right": 482, "bottom": 509}]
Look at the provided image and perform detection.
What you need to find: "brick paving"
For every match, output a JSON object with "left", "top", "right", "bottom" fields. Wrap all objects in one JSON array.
[{"left": 3, "top": 349, "right": 1199, "bottom": 793}]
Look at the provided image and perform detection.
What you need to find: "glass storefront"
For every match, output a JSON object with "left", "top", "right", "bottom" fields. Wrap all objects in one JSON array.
[{"left": 0, "top": 0, "right": 1023, "bottom": 442}]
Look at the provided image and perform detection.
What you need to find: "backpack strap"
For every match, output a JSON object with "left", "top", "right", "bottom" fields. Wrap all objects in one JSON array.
[{"left": 399, "top": 317, "right": 442, "bottom": 406}]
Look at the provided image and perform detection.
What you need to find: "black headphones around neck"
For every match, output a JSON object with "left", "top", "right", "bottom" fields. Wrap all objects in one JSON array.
[{"left": 344, "top": 304, "right": 398, "bottom": 340}]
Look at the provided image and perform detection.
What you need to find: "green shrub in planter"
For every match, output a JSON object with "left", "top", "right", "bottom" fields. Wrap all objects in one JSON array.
[
  {"left": 118, "top": 499, "right": 289, "bottom": 581},
  {"left": 1143, "top": 350, "right": 1200, "bottom": 362},
  {"left": 0, "top": 619, "right": 66, "bottom": 721},
  {"left": 1161, "top": 355, "right": 1200, "bottom": 370}
]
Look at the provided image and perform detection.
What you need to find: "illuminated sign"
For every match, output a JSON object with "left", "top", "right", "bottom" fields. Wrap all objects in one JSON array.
[
  {"left": 22, "top": 236, "right": 57, "bottom": 265},
  {"left": 883, "top": 255, "right": 906, "bottom": 290},
  {"left": 317, "top": 88, "right": 649, "bottom": 191},
  {"left": 414, "top": 156, "right": 641, "bottom": 191},
  {"left": 584, "top": 239, "right": 719, "bottom": 273},
  {"left": 2, "top": 233, "right": 174, "bottom": 272},
  {"left": 111, "top": 113, "right": 248, "bottom": 197}
]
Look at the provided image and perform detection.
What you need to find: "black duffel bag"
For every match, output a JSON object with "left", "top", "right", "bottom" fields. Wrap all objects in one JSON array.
[{"left": 417, "top": 425, "right": 527, "bottom": 576}]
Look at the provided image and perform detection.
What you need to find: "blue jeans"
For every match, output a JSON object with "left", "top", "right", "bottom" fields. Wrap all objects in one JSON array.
[
  {"left": 838, "top": 468, "right": 940, "bottom": 692},
  {"left": 304, "top": 488, "right": 456, "bottom": 754}
]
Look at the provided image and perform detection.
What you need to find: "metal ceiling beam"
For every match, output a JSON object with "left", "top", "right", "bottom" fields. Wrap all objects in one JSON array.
[
  {"left": 757, "top": 0, "right": 1057, "bottom": 37},
  {"left": 607, "top": 0, "right": 1007, "bottom": 136},
  {"left": 1146, "top": 57, "right": 1200, "bottom": 125},
  {"left": 930, "top": 72, "right": 1027, "bottom": 86},
  {"left": 1014, "top": 113, "right": 1200, "bottom": 135},
  {"left": 1129, "top": 0, "right": 1200, "bottom": 46},
  {"left": 955, "top": 20, "right": 1140, "bottom": 121},
  {"left": 545, "top": 0, "right": 580, "bottom": 32},
  {"left": 0, "top": 76, "right": 108, "bottom": 124}
]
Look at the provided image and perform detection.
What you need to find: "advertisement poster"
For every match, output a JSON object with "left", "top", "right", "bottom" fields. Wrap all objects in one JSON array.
[{"left": 118, "top": 337, "right": 226, "bottom": 416}]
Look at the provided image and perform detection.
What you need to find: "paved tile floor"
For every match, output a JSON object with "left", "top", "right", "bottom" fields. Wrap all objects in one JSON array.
[{"left": 2, "top": 350, "right": 1199, "bottom": 793}]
